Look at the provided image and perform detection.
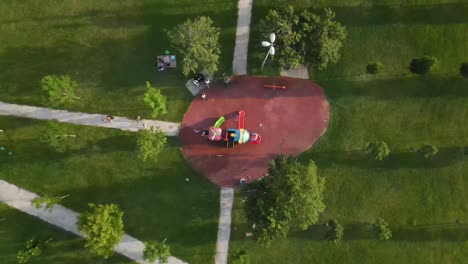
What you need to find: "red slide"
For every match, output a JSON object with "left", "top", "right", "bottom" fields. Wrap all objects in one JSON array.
[{"left": 238, "top": 110, "right": 245, "bottom": 130}]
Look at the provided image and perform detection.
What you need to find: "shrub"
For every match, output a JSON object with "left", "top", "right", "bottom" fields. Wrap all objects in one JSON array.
[
  {"left": 78, "top": 203, "right": 124, "bottom": 258},
  {"left": 143, "top": 81, "right": 167, "bottom": 118},
  {"left": 366, "top": 141, "right": 390, "bottom": 161},
  {"left": 231, "top": 249, "right": 250, "bottom": 264},
  {"left": 366, "top": 62, "right": 382, "bottom": 74},
  {"left": 410, "top": 56, "right": 438, "bottom": 74},
  {"left": 41, "top": 75, "right": 79, "bottom": 107},
  {"left": 143, "top": 241, "right": 171, "bottom": 264},
  {"left": 460, "top": 63, "right": 468, "bottom": 78},
  {"left": 326, "top": 219, "right": 344, "bottom": 244},
  {"left": 418, "top": 144, "right": 438, "bottom": 159},
  {"left": 373, "top": 218, "right": 392, "bottom": 241},
  {"left": 17, "top": 238, "right": 51, "bottom": 263},
  {"left": 136, "top": 128, "right": 167, "bottom": 163}
]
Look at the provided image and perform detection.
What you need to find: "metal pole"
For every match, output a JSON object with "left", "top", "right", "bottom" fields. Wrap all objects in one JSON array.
[{"left": 261, "top": 49, "right": 270, "bottom": 69}]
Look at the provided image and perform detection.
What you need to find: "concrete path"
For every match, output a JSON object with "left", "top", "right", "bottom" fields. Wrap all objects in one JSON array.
[
  {"left": 0, "top": 102, "right": 180, "bottom": 136},
  {"left": 280, "top": 64, "right": 310, "bottom": 79},
  {"left": 232, "top": 0, "right": 253, "bottom": 75},
  {"left": 214, "top": 188, "right": 235, "bottom": 264},
  {"left": 0, "top": 180, "right": 186, "bottom": 264}
]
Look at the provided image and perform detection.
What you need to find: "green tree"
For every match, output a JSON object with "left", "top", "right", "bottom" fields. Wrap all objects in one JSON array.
[
  {"left": 326, "top": 219, "right": 344, "bottom": 244},
  {"left": 460, "top": 62, "right": 468, "bottom": 78},
  {"left": 166, "top": 16, "right": 221, "bottom": 76},
  {"left": 143, "top": 81, "right": 167, "bottom": 118},
  {"left": 373, "top": 218, "right": 392, "bottom": 241},
  {"left": 231, "top": 249, "right": 250, "bottom": 264},
  {"left": 367, "top": 62, "right": 382, "bottom": 74},
  {"left": 143, "top": 240, "right": 171, "bottom": 264},
  {"left": 418, "top": 144, "right": 438, "bottom": 159},
  {"left": 40, "top": 122, "right": 76, "bottom": 153},
  {"left": 245, "top": 155, "right": 326, "bottom": 247},
  {"left": 41, "top": 75, "right": 80, "bottom": 107},
  {"left": 410, "top": 56, "right": 439, "bottom": 74},
  {"left": 17, "top": 238, "right": 51, "bottom": 264},
  {"left": 31, "top": 194, "right": 69, "bottom": 211},
  {"left": 137, "top": 127, "right": 167, "bottom": 163},
  {"left": 366, "top": 141, "right": 390, "bottom": 161},
  {"left": 78, "top": 203, "right": 124, "bottom": 258},
  {"left": 259, "top": 6, "right": 346, "bottom": 70}
]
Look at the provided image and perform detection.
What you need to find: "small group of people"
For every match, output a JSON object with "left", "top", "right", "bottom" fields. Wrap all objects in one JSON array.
[{"left": 155, "top": 57, "right": 172, "bottom": 71}]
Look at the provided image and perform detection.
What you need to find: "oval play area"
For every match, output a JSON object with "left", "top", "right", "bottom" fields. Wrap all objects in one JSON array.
[{"left": 179, "top": 76, "right": 329, "bottom": 187}]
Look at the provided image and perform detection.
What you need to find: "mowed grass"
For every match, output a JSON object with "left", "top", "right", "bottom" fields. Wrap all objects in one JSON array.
[
  {"left": 231, "top": 0, "right": 468, "bottom": 263},
  {"left": 0, "top": 204, "right": 132, "bottom": 264},
  {"left": 0, "top": 0, "right": 238, "bottom": 121},
  {"left": 0, "top": 117, "right": 220, "bottom": 263}
]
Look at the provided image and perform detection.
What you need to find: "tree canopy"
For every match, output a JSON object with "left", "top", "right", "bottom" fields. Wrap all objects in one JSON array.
[
  {"left": 259, "top": 6, "right": 346, "bottom": 70},
  {"left": 78, "top": 203, "right": 125, "bottom": 258},
  {"left": 136, "top": 127, "right": 167, "bottom": 163},
  {"left": 245, "top": 155, "right": 326, "bottom": 246},
  {"left": 143, "top": 81, "right": 167, "bottom": 118},
  {"left": 166, "top": 16, "right": 221, "bottom": 76},
  {"left": 143, "top": 240, "right": 171, "bottom": 264},
  {"left": 41, "top": 75, "right": 79, "bottom": 107}
]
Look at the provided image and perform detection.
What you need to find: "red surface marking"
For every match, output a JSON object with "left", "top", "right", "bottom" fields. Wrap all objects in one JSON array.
[
  {"left": 238, "top": 110, "right": 245, "bottom": 129},
  {"left": 179, "top": 76, "right": 330, "bottom": 187}
]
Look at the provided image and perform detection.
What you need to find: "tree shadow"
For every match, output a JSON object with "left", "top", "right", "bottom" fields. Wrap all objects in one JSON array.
[
  {"left": 331, "top": 3, "right": 468, "bottom": 27},
  {"left": 317, "top": 76, "right": 468, "bottom": 99},
  {"left": 300, "top": 146, "right": 467, "bottom": 169}
]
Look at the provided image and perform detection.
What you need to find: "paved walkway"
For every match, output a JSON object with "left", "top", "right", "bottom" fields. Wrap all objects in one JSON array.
[
  {"left": 280, "top": 64, "right": 310, "bottom": 79},
  {"left": 232, "top": 0, "right": 253, "bottom": 75},
  {"left": 0, "top": 180, "right": 186, "bottom": 264},
  {"left": 214, "top": 188, "right": 235, "bottom": 264},
  {"left": 0, "top": 102, "right": 180, "bottom": 136}
]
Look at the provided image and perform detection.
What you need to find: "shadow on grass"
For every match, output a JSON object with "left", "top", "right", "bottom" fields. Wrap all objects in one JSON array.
[
  {"left": 316, "top": 76, "right": 468, "bottom": 99},
  {"left": 289, "top": 222, "right": 468, "bottom": 242},
  {"left": 0, "top": 1, "right": 238, "bottom": 105},
  {"left": 331, "top": 3, "right": 468, "bottom": 27},
  {"left": 299, "top": 146, "right": 467, "bottom": 169}
]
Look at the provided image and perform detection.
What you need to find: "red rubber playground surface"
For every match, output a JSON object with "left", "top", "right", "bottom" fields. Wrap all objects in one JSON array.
[{"left": 179, "top": 76, "right": 329, "bottom": 187}]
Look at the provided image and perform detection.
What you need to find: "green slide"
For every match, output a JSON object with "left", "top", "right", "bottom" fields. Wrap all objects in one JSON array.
[{"left": 213, "top": 116, "right": 225, "bottom": 128}]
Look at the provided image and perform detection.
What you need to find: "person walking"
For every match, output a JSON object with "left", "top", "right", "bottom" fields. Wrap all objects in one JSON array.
[{"left": 201, "top": 93, "right": 207, "bottom": 100}]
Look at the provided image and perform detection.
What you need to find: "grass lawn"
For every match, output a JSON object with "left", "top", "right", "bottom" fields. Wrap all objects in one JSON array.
[
  {"left": 0, "top": 204, "right": 132, "bottom": 264},
  {"left": 0, "top": 0, "right": 238, "bottom": 121},
  {"left": 232, "top": 0, "right": 468, "bottom": 263},
  {"left": 0, "top": 116, "right": 220, "bottom": 263}
]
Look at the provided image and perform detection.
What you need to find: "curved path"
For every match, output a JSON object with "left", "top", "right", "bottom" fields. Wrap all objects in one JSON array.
[{"left": 0, "top": 102, "right": 180, "bottom": 136}]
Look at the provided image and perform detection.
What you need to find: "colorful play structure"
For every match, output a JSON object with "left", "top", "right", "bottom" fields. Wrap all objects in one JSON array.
[{"left": 207, "top": 111, "right": 261, "bottom": 148}]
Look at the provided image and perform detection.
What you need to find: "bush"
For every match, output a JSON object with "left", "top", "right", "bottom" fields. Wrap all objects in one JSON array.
[
  {"left": 460, "top": 63, "right": 468, "bottom": 78},
  {"left": 326, "top": 220, "right": 344, "bottom": 244},
  {"left": 366, "top": 62, "right": 382, "bottom": 74},
  {"left": 78, "top": 203, "right": 124, "bottom": 258},
  {"left": 231, "top": 249, "right": 250, "bottom": 264},
  {"left": 17, "top": 238, "right": 51, "bottom": 263},
  {"left": 418, "top": 144, "right": 438, "bottom": 159},
  {"left": 137, "top": 128, "right": 167, "bottom": 163},
  {"left": 373, "top": 218, "right": 392, "bottom": 241},
  {"left": 41, "top": 75, "right": 79, "bottom": 107},
  {"left": 143, "top": 81, "right": 167, "bottom": 118},
  {"left": 366, "top": 141, "right": 390, "bottom": 161},
  {"left": 143, "top": 241, "right": 170, "bottom": 264},
  {"left": 410, "top": 56, "right": 438, "bottom": 74}
]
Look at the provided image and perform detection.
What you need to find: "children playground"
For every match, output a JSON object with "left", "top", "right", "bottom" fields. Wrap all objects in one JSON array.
[{"left": 179, "top": 76, "right": 330, "bottom": 187}]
